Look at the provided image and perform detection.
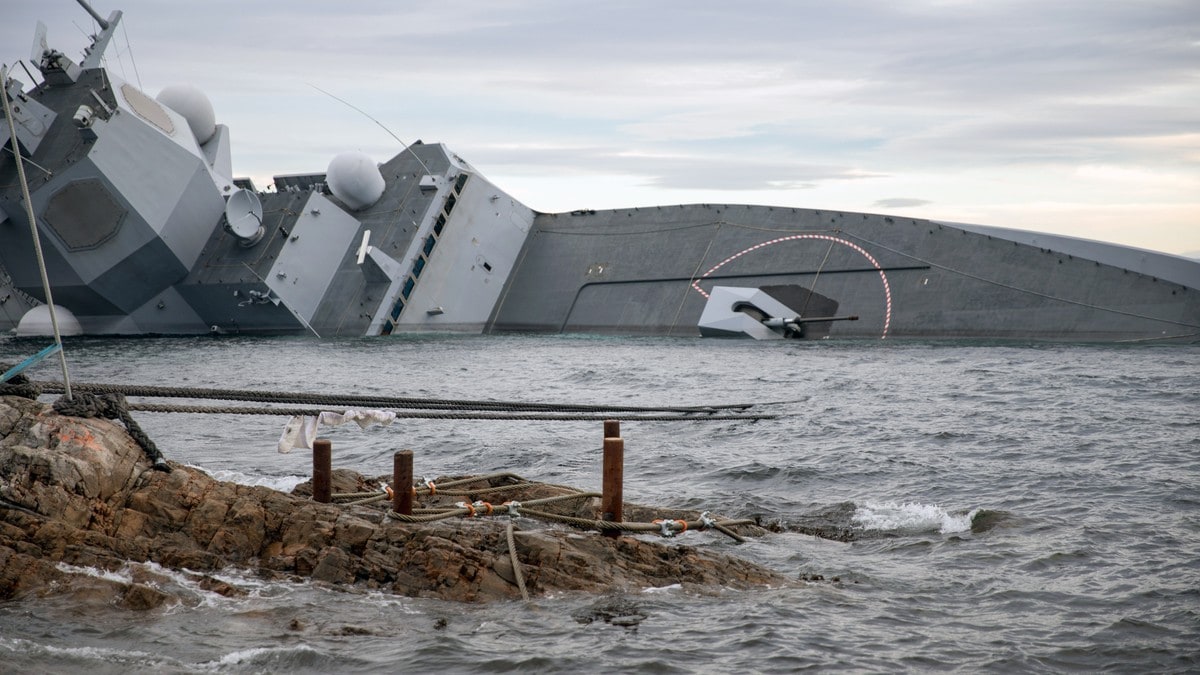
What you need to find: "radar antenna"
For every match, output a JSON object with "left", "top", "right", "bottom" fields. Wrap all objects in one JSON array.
[{"left": 224, "top": 188, "right": 265, "bottom": 246}]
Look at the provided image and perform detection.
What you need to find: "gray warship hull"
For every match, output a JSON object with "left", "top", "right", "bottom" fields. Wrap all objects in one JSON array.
[{"left": 3, "top": 4, "right": 1198, "bottom": 342}]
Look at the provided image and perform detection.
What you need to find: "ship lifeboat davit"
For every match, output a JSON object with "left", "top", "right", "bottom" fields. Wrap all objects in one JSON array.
[
  {"left": 16, "top": 305, "right": 83, "bottom": 337},
  {"left": 156, "top": 84, "right": 217, "bottom": 145},
  {"left": 326, "top": 152, "right": 385, "bottom": 210}
]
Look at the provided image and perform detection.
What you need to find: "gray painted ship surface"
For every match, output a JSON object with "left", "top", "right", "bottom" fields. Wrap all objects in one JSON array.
[{"left": 3, "top": 3, "right": 1198, "bottom": 342}]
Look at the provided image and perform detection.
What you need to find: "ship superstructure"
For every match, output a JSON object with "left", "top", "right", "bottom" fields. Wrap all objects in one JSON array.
[{"left": 2, "top": 2, "right": 1198, "bottom": 342}]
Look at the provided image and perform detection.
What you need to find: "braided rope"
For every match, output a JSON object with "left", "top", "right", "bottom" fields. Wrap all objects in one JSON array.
[
  {"left": 51, "top": 392, "right": 171, "bottom": 472},
  {"left": 382, "top": 500, "right": 753, "bottom": 539},
  {"left": 0, "top": 364, "right": 42, "bottom": 399},
  {"left": 506, "top": 521, "right": 529, "bottom": 601},
  {"left": 114, "top": 402, "right": 774, "bottom": 421},
  {"left": 322, "top": 474, "right": 750, "bottom": 544},
  {"left": 16, "top": 380, "right": 753, "bottom": 415}
]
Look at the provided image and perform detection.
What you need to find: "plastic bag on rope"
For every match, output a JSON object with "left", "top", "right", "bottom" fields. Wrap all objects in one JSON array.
[{"left": 277, "top": 409, "right": 398, "bottom": 453}]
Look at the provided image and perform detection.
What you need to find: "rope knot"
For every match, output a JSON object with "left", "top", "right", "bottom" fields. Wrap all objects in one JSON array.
[
  {"left": 0, "top": 364, "right": 44, "bottom": 399},
  {"left": 51, "top": 392, "right": 171, "bottom": 472},
  {"left": 53, "top": 391, "right": 124, "bottom": 419}
]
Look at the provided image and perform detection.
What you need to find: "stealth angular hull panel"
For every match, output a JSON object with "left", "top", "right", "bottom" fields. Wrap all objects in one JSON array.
[
  {"left": 490, "top": 206, "right": 1198, "bottom": 341},
  {"left": 2, "top": 6, "right": 1198, "bottom": 342}
]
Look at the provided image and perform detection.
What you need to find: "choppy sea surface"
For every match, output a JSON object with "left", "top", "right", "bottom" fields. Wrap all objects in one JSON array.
[{"left": 1, "top": 334, "right": 1197, "bottom": 673}]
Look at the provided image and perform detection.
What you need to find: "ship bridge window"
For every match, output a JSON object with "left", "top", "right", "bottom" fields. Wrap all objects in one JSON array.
[
  {"left": 443, "top": 194, "right": 457, "bottom": 216},
  {"left": 423, "top": 235, "right": 436, "bottom": 257},
  {"left": 402, "top": 278, "right": 415, "bottom": 299},
  {"left": 413, "top": 256, "right": 426, "bottom": 278},
  {"left": 390, "top": 299, "right": 405, "bottom": 321},
  {"left": 434, "top": 214, "right": 446, "bottom": 236},
  {"left": 454, "top": 174, "right": 469, "bottom": 193}
]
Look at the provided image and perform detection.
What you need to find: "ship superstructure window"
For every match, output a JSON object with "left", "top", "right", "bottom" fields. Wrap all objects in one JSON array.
[{"left": 386, "top": 182, "right": 456, "bottom": 330}]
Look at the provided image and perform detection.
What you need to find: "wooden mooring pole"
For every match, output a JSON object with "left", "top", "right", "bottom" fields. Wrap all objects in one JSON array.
[
  {"left": 393, "top": 450, "right": 413, "bottom": 515},
  {"left": 601, "top": 420, "right": 623, "bottom": 539},
  {"left": 313, "top": 438, "right": 332, "bottom": 503},
  {"left": 604, "top": 419, "right": 620, "bottom": 439}
]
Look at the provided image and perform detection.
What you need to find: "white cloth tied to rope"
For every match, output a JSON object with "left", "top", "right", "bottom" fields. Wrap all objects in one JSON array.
[{"left": 277, "top": 409, "right": 397, "bottom": 453}]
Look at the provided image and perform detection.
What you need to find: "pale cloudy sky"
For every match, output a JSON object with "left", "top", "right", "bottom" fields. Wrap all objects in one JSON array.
[{"left": 4, "top": 1, "right": 1198, "bottom": 257}]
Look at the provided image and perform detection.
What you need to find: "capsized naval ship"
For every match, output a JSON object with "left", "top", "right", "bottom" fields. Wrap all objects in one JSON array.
[{"left": 2, "top": 2, "right": 1198, "bottom": 342}]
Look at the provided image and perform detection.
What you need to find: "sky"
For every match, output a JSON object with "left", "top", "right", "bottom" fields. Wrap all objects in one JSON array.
[{"left": 3, "top": 1, "right": 1198, "bottom": 258}]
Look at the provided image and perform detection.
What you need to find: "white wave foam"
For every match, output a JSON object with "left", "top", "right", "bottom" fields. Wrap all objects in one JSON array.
[
  {"left": 205, "top": 645, "right": 320, "bottom": 669},
  {"left": 0, "top": 636, "right": 168, "bottom": 667},
  {"left": 189, "top": 464, "right": 306, "bottom": 492},
  {"left": 54, "top": 561, "right": 136, "bottom": 585},
  {"left": 51, "top": 559, "right": 294, "bottom": 610},
  {"left": 853, "top": 501, "right": 980, "bottom": 534}
]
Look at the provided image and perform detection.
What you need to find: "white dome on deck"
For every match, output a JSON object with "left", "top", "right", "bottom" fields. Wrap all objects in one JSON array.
[
  {"left": 156, "top": 85, "right": 217, "bottom": 144},
  {"left": 326, "top": 152, "right": 385, "bottom": 210}
]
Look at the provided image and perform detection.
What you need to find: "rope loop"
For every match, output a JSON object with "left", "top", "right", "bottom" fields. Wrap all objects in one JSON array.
[
  {"left": 51, "top": 391, "right": 171, "bottom": 472},
  {"left": 0, "top": 365, "right": 43, "bottom": 399}
]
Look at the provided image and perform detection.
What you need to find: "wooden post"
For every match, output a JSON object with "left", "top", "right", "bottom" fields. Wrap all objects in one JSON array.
[
  {"left": 393, "top": 450, "right": 413, "bottom": 515},
  {"left": 604, "top": 419, "right": 620, "bottom": 440},
  {"left": 313, "top": 438, "right": 332, "bottom": 504},
  {"left": 601, "top": 436, "right": 624, "bottom": 538}
]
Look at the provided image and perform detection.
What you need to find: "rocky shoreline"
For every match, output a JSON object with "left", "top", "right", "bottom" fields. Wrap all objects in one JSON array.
[{"left": 0, "top": 395, "right": 789, "bottom": 608}]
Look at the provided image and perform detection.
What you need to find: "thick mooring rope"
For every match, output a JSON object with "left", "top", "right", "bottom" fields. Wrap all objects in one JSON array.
[
  {"left": 3, "top": 379, "right": 774, "bottom": 421},
  {"left": 334, "top": 474, "right": 753, "bottom": 541},
  {"left": 119, "top": 402, "right": 773, "bottom": 421},
  {"left": 325, "top": 471, "right": 753, "bottom": 600},
  {"left": 20, "top": 380, "right": 754, "bottom": 415},
  {"left": 506, "top": 521, "right": 529, "bottom": 602}
]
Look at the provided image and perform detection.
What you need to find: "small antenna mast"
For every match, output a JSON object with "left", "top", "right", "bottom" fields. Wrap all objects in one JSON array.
[{"left": 308, "top": 84, "right": 432, "bottom": 176}]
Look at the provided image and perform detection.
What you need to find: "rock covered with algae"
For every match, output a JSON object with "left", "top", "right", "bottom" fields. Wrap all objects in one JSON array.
[{"left": 0, "top": 395, "right": 786, "bottom": 607}]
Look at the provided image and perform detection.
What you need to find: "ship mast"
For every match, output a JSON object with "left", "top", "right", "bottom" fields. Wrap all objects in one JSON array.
[{"left": 74, "top": 0, "right": 123, "bottom": 70}]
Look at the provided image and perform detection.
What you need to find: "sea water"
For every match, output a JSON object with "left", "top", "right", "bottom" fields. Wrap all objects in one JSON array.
[{"left": 0, "top": 334, "right": 1197, "bottom": 673}]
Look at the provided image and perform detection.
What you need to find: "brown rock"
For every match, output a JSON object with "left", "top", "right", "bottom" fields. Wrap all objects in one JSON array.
[
  {"left": 120, "top": 583, "right": 172, "bottom": 611},
  {"left": 0, "top": 395, "right": 789, "bottom": 605}
]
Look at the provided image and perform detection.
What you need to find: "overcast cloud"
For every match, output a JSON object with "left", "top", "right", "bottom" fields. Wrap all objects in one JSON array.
[{"left": 3, "top": 0, "right": 1197, "bottom": 256}]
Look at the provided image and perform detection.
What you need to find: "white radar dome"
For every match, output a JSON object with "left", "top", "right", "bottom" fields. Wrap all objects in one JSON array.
[
  {"left": 16, "top": 305, "right": 83, "bottom": 337},
  {"left": 326, "top": 152, "right": 385, "bottom": 210},
  {"left": 156, "top": 84, "right": 217, "bottom": 144}
]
